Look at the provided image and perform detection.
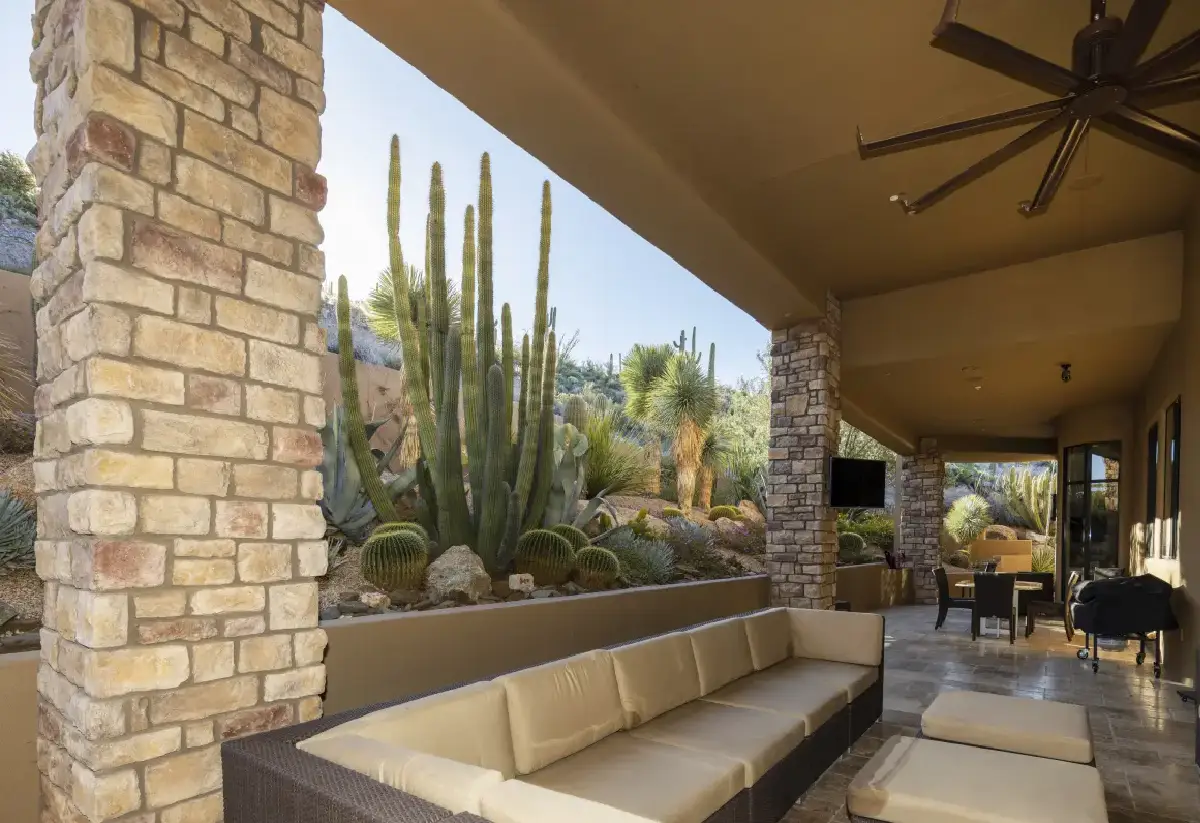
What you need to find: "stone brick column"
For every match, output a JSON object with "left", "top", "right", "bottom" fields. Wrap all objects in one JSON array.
[
  {"left": 766, "top": 294, "right": 841, "bottom": 609},
  {"left": 900, "top": 438, "right": 944, "bottom": 604},
  {"left": 28, "top": 1, "right": 329, "bottom": 820}
]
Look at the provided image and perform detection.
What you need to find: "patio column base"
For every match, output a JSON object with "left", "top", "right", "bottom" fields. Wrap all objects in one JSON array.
[
  {"left": 902, "top": 438, "right": 944, "bottom": 605},
  {"left": 766, "top": 293, "right": 841, "bottom": 609},
  {"left": 28, "top": 1, "right": 329, "bottom": 820}
]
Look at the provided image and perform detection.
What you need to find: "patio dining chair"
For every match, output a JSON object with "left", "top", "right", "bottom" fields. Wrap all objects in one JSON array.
[
  {"left": 934, "top": 567, "right": 973, "bottom": 630},
  {"left": 1026, "top": 570, "right": 1080, "bottom": 640},
  {"left": 1015, "top": 571, "right": 1054, "bottom": 618},
  {"left": 971, "top": 572, "right": 1015, "bottom": 644}
]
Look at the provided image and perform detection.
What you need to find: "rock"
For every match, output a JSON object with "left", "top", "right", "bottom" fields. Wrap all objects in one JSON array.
[
  {"left": 530, "top": 588, "right": 557, "bottom": 599},
  {"left": 713, "top": 517, "right": 748, "bottom": 542},
  {"left": 412, "top": 599, "right": 434, "bottom": 611},
  {"left": 359, "top": 591, "right": 390, "bottom": 611},
  {"left": 491, "top": 579, "right": 512, "bottom": 598},
  {"left": 0, "top": 601, "right": 16, "bottom": 630},
  {"left": 737, "top": 500, "right": 765, "bottom": 526},
  {"left": 424, "top": 546, "right": 491, "bottom": 605},
  {"left": 318, "top": 606, "right": 340, "bottom": 622},
  {"left": 478, "top": 595, "right": 500, "bottom": 604},
  {"left": 338, "top": 601, "right": 369, "bottom": 615},
  {"left": 563, "top": 582, "right": 584, "bottom": 596},
  {"left": 505, "top": 592, "right": 528, "bottom": 602},
  {"left": 432, "top": 601, "right": 457, "bottom": 610},
  {"left": 339, "top": 590, "right": 362, "bottom": 603},
  {"left": 388, "top": 589, "right": 424, "bottom": 607},
  {"left": 507, "top": 573, "right": 535, "bottom": 594}
]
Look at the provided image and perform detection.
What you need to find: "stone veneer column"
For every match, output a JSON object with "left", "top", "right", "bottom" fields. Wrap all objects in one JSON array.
[
  {"left": 901, "top": 438, "right": 944, "bottom": 605},
  {"left": 766, "top": 293, "right": 842, "bottom": 610},
  {"left": 28, "top": 1, "right": 329, "bottom": 820}
]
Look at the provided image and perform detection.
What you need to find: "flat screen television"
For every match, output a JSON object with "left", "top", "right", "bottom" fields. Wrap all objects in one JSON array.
[{"left": 829, "top": 457, "right": 887, "bottom": 509}]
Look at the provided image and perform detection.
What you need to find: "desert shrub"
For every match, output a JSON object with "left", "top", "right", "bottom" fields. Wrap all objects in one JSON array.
[
  {"left": 320, "top": 293, "right": 402, "bottom": 368},
  {"left": 663, "top": 517, "right": 711, "bottom": 562},
  {"left": 0, "top": 411, "right": 34, "bottom": 453},
  {"left": 0, "top": 491, "right": 36, "bottom": 571},
  {"left": 836, "top": 511, "right": 895, "bottom": 553},
  {"left": 586, "top": 409, "right": 657, "bottom": 498},
  {"left": 1031, "top": 543, "right": 1055, "bottom": 573},
  {"left": 598, "top": 528, "right": 675, "bottom": 585},
  {"left": 945, "top": 494, "right": 992, "bottom": 546},
  {"left": 939, "top": 547, "right": 971, "bottom": 568},
  {"left": 982, "top": 524, "right": 1017, "bottom": 541},
  {"left": 720, "top": 518, "right": 765, "bottom": 555},
  {"left": 837, "top": 531, "right": 880, "bottom": 565},
  {"left": 628, "top": 508, "right": 652, "bottom": 538}
]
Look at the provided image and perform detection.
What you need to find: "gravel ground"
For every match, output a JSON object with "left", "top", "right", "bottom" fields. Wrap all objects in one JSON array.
[
  {"left": 0, "top": 454, "right": 34, "bottom": 506},
  {"left": 317, "top": 545, "right": 373, "bottom": 609},
  {"left": 0, "top": 567, "right": 44, "bottom": 620}
]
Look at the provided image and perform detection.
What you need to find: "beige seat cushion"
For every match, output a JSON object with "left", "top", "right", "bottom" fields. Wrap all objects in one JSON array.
[
  {"left": 701, "top": 667, "right": 846, "bottom": 735},
  {"left": 481, "top": 781, "right": 658, "bottom": 823},
  {"left": 788, "top": 608, "right": 884, "bottom": 667},
  {"left": 742, "top": 608, "right": 791, "bottom": 670},
  {"left": 610, "top": 632, "right": 701, "bottom": 728},
  {"left": 496, "top": 650, "right": 624, "bottom": 774},
  {"left": 520, "top": 732, "right": 745, "bottom": 823},
  {"left": 766, "top": 657, "right": 878, "bottom": 701},
  {"left": 687, "top": 617, "right": 754, "bottom": 695},
  {"left": 847, "top": 736, "right": 1107, "bottom": 823},
  {"left": 628, "top": 699, "right": 805, "bottom": 785},
  {"left": 297, "top": 733, "right": 504, "bottom": 816},
  {"left": 921, "top": 691, "right": 1093, "bottom": 763},
  {"left": 302, "top": 681, "right": 516, "bottom": 777}
]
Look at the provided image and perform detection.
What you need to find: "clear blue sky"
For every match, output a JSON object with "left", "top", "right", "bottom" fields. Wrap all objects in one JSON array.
[{"left": 0, "top": 7, "right": 767, "bottom": 383}]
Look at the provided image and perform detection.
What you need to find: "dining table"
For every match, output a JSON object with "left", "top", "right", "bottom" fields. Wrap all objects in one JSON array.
[{"left": 955, "top": 579, "right": 1044, "bottom": 636}]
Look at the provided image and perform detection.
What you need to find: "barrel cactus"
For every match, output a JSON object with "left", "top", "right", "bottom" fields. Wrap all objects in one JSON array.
[
  {"left": 550, "top": 524, "right": 590, "bottom": 550},
  {"left": 662, "top": 507, "right": 684, "bottom": 519},
  {"left": 514, "top": 529, "right": 575, "bottom": 585},
  {"left": 707, "top": 505, "right": 742, "bottom": 521},
  {"left": 838, "top": 532, "right": 867, "bottom": 554},
  {"left": 371, "top": 521, "right": 429, "bottom": 544},
  {"left": 575, "top": 546, "right": 619, "bottom": 589},
  {"left": 361, "top": 529, "right": 429, "bottom": 590}
]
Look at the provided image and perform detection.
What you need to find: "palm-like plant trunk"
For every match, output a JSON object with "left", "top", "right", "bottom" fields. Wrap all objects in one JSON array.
[
  {"left": 646, "top": 438, "right": 661, "bottom": 495},
  {"left": 673, "top": 418, "right": 705, "bottom": 510},
  {"left": 696, "top": 465, "right": 714, "bottom": 510}
]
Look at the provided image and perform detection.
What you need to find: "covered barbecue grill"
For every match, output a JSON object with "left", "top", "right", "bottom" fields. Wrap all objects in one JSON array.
[{"left": 1069, "top": 573, "right": 1179, "bottom": 677}]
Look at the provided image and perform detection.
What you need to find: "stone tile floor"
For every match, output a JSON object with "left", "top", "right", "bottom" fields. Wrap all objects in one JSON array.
[{"left": 784, "top": 604, "right": 1199, "bottom": 822}]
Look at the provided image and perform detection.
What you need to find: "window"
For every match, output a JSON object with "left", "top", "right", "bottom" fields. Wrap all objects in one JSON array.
[
  {"left": 1062, "top": 441, "right": 1121, "bottom": 580},
  {"left": 1164, "top": 400, "right": 1181, "bottom": 560},
  {"left": 1145, "top": 423, "right": 1158, "bottom": 556}
]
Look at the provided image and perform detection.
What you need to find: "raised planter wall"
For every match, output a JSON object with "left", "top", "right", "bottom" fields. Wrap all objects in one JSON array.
[
  {"left": 835, "top": 562, "right": 914, "bottom": 612},
  {"left": 322, "top": 575, "right": 771, "bottom": 714},
  {"left": 0, "top": 651, "right": 39, "bottom": 823}
]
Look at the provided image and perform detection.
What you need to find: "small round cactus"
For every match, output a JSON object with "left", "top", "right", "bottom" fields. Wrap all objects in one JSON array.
[
  {"left": 575, "top": 546, "right": 620, "bottom": 589},
  {"left": 707, "top": 505, "right": 743, "bottom": 521},
  {"left": 662, "top": 507, "right": 684, "bottom": 519},
  {"left": 838, "top": 532, "right": 867, "bottom": 554},
  {"left": 514, "top": 529, "right": 576, "bottom": 585},
  {"left": 361, "top": 529, "right": 428, "bottom": 590},
  {"left": 597, "top": 512, "right": 614, "bottom": 532},
  {"left": 550, "top": 524, "right": 590, "bottom": 550},
  {"left": 372, "top": 521, "right": 430, "bottom": 544}
]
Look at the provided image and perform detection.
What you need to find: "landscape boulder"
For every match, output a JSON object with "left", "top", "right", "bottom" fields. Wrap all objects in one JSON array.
[
  {"left": 737, "top": 500, "right": 766, "bottom": 527},
  {"left": 425, "top": 545, "right": 492, "bottom": 604}
]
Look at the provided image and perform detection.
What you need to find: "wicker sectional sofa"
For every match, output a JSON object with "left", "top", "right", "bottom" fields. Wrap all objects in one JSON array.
[{"left": 223, "top": 607, "right": 886, "bottom": 823}]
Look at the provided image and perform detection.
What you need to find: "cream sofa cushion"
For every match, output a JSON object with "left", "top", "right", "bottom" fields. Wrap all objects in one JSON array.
[
  {"left": 847, "top": 736, "right": 1107, "bottom": 823},
  {"left": 481, "top": 781, "right": 659, "bottom": 823},
  {"left": 304, "top": 681, "right": 516, "bottom": 778},
  {"left": 702, "top": 668, "right": 846, "bottom": 735},
  {"left": 687, "top": 617, "right": 754, "bottom": 695},
  {"left": 628, "top": 699, "right": 805, "bottom": 785},
  {"left": 297, "top": 733, "right": 504, "bottom": 816},
  {"left": 610, "top": 632, "right": 701, "bottom": 728},
  {"left": 521, "top": 732, "right": 744, "bottom": 823},
  {"left": 789, "top": 608, "right": 883, "bottom": 667},
  {"left": 921, "top": 691, "right": 1093, "bottom": 763},
  {"left": 497, "top": 650, "right": 624, "bottom": 775},
  {"left": 742, "top": 608, "right": 791, "bottom": 670},
  {"left": 765, "top": 657, "right": 878, "bottom": 701}
]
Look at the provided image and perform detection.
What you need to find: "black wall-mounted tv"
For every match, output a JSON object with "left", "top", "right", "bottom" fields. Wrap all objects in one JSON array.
[{"left": 829, "top": 457, "right": 887, "bottom": 509}]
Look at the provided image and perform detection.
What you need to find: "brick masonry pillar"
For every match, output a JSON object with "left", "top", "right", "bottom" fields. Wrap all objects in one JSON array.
[
  {"left": 766, "top": 293, "right": 841, "bottom": 610},
  {"left": 28, "top": 1, "right": 329, "bottom": 820},
  {"left": 901, "top": 438, "right": 944, "bottom": 605}
]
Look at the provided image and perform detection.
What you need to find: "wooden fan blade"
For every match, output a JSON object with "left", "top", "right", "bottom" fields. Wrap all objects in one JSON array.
[
  {"left": 1131, "top": 30, "right": 1200, "bottom": 83},
  {"left": 1098, "top": 104, "right": 1200, "bottom": 168},
  {"left": 1020, "top": 117, "right": 1092, "bottom": 215},
  {"left": 858, "top": 98, "right": 1069, "bottom": 158},
  {"left": 1108, "top": 0, "right": 1169, "bottom": 73},
  {"left": 933, "top": 2, "right": 1080, "bottom": 95},
  {"left": 894, "top": 112, "right": 1071, "bottom": 214},
  {"left": 1130, "top": 70, "right": 1200, "bottom": 107}
]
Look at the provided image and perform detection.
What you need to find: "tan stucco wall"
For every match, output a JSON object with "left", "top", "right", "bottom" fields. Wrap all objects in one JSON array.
[
  {"left": 320, "top": 354, "right": 414, "bottom": 468},
  {"left": 969, "top": 539, "right": 1033, "bottom": 573},
  {"left": 0, "top": 269, "right": 35, "bottom": 414},
  {"left": 834, "top": 563, "right": 914, "bottom": 613},
  {"left": 1175, "top": 198, "right": 1200, "bottom": 685},
  {"left": 0, "top": 651, "right": 40, "bottom": 823},
  {"left": 321, "top": 576, "right": 770, "bottom": 714}
]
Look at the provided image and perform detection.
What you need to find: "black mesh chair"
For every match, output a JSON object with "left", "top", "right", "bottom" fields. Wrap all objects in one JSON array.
[
  {"left": 1016, "top": 571, "right": 1054, "bottom": 619},
  {"left": 1027, "top": 570, "right": 1079, "bottom": 640},
  {"left": 972, "top": 572, "right": 1016, "bottom": 643},
  {"left": 935, "top": 567, "right": 973, "bottom": 630}
]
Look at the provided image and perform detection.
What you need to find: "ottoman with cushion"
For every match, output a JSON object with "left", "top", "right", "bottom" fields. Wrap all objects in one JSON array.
[
  {"left": 920, "top": 690, "right": 1094, "bottom": 763},
  {"left": 846, "top": 736, "right": 1108, "bottom": 823}
]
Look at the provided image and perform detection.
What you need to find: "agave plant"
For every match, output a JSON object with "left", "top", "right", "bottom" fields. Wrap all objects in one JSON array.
[{"left": 0, "top": 491, "right": 35, "bottom": 573}]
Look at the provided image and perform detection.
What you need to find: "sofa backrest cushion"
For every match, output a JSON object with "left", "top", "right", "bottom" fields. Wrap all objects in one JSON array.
[
  {"left": 297, "top": 733, "right": 505, "bottom": 816},
  {"left": 789, "top": 608, "right": 884, "bottom": 667},
  {"left": 610, "top": 632, "right": 701, "bottom": 728},
  {"left": 496, "top": 650, "right": 624, "bottom": 775},
  {"left": 687, "top": 617, "right": 754, "bottom": 695},
  {"left": 742, "top": 608, "right": 791, "bottom": 670},
  {"left": 306, "top": 681, "right": 516, "bottom": 778}
]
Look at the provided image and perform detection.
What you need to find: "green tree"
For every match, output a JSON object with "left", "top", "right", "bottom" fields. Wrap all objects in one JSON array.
[{"left": 0, "top": 151, "right": 37, "bottom": 225}]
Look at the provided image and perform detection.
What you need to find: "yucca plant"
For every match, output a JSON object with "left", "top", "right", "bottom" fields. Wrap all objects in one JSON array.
[
  {"left": 583, "top": 408, "right": 656, "bottom": 498},
  {"left": 648, "top": 350, "right": 718, "bottom": 510},
  {"left": 0, "top": 492, "right": 35, "bottom": 572},
  {"left": 695, "top": 428, "right": 733, "bottom": 510},
  {"left": 619, "top": 344, "right": 674, "bottom": 494},
  {"left": 945, "top": 493, "right": 993, "bottom": 546}
]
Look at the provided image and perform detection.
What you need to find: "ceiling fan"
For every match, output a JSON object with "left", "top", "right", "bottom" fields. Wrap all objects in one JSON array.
[{"left": 857, "top": 0, "right": 1200, "bottom": 215}]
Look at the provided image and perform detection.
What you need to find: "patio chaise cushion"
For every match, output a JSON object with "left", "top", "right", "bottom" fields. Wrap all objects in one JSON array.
[
  {"left": 496, "top": 650, "right": 624, "bottom": 774},
  {"left": 609, "top": 632, "right": 702, "bottom": 728},
  {"left": 687, "top": 617, "right": 755, "bottom": 694},
  {"left": 847, "top": 736, "right": 1107, "bottom": 823},
  {"left": 297, "top": 733, "right": 504, "bottom": 816},
  {"left": 920, "top": 690, "right": 1093, "bottom": 763},
  {"left": 700, "top": 666, "right": 847, "bottom": 734},
  {"left": 764, "top": 657, "right": 879, "bottom": 702},
  {"left": 742, "top": 607, "right": 791, "bottom": 670},
  {"left": 515, "top": 732, "right": 745, "bottom": 823},
  {"left": 627, "top": 698, "right": 806, "bottom": 785},
  {"left": 298, "top": 680, "right": 517, "bottom": 777},
  {"left": 790, "top": 608, "right": 884, "bottom": 667}
]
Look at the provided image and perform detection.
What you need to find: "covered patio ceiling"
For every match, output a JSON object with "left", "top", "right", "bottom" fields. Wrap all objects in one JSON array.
[{"left": 330, "top": 0, "right": 1200, "bottom": 454}]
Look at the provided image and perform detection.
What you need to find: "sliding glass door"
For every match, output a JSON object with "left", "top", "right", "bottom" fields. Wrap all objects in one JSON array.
[{"left": 1062, "top": 441, "right": 1121, "bottom": 588}]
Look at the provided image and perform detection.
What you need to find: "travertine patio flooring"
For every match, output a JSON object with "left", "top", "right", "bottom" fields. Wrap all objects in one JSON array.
[{"left": 784, "top": 603, "right": 1199, "bottom": 823}]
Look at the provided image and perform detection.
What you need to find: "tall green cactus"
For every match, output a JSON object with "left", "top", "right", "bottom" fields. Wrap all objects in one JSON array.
[
  {"left": 476, "top": 364, "right": 510, "bottom": 571},
  {"left": 477, "top": 154, "right": 496, "bottom": 389},
  {"left": 501, "top": 304, "right": 514, "bottom": 444},
  {"left": 514, "top": 183, "right": 553, "bottom": 517},
  {"left": 524, "top": 329, "right": 557, "bottom": 531},
  {"left": 516, "top": 333, "right": 530, "bottom": 453},
  {"left": 435, "top": 325, "right": 470, "bottom": 548},
  {"left": 564, "top": 396, "right": 588, "bottom": 431},
  {"left": 427, "top": 165, "right": 449, "bottom": 414},
  {"left": 460, "top": 206, "right": 485, "bottom": 530}
]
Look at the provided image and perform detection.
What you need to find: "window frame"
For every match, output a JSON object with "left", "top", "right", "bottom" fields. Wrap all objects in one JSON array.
[
  {"left": 1145, "top": 422, "right": 1158, "bottom": 557},
  {"left": 1165, "top": 399, "right": 1181, "bottom": 560}
]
